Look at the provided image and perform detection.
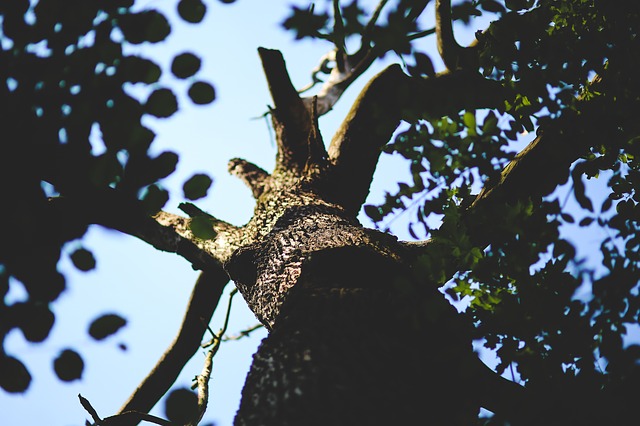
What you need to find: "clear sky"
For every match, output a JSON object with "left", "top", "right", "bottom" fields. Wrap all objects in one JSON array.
[{"left": 0, "top": 1, "right": 615, "bottom": 425}]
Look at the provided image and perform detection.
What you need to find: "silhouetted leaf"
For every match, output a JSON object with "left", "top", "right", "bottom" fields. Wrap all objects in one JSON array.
[
  {"left": 188, "top": 81, "right": 216, "bottom": 105},
  {"left": 409, "top": 52, "right": 435, "bottom": 77},
  {"left": 183, "top": 173, "right": 213, "bottom": 200},
  {"left": 171, "top": 52, "right": 202, "bottom": 79},
  {"left": 88, "top": 314, "right": 127, "bottom": 341},
  {"left": 118, "top": 10, "right": 171, "bottom": 44},
  {"left": 145, "top": 88, "right": 178, "bottom": 118},
  {"left": 152, "top": 151, "right": 179, "bottom": 180},
  {"left": 165, "top": 388, "right": 199, "bottom": 424},
  {"left": 13, "top": 303, "right": 55, "bottom": 343},
  {"left": 0, "top": 356, "right": 31, "bottom": 393},
  {"left": 283, "top": 6, "right": 329, "bottom": 39},
  {"left": 363, "top": 204, "right": 383, "bottom": 222},
  {"left": 70, "top": 248, "right": 96, "bottom": 272},
  {"left": 178, "top": 0, "right": 207, "bottom": 24},
  {"left": 479, "top": 0, "right": 505, "bottom": 13},
  {"left": 53, "top": 349, "right": 84, "bottom": 382},
  {"left": 118, "top": 56, "right": 162, "bottom": 84},
  {"left": 141, "top": 184, "right": 169, "bottom": 213}
]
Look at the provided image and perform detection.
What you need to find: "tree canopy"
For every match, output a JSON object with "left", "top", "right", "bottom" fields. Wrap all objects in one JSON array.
[{"left": 1, "top": 0, "right": 640, "bottom": 424}]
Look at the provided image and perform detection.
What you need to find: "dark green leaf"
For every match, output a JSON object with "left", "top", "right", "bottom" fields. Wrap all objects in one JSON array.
[
  {"left": 145, "top": 88, "right": 178, "bottom": 118},
  {"left": 88, "top": 314, "right": 127, "bottom": 341},
  {"left": 178, "top": 0, "right": 207, "bottom": 24},
  {"left": 53, "top": 349, "right": 84, "bottom": 382},
  {"left": 165, "top": 388, "right": 198, "bottom": 424},
  {"left": 141, "top": 185, "right": 169, "bottom": 213},
  {"left": 188, "top": 81, "right": 216, "bottom": 105},
  {"left": 171, "top": 52, "right": 202, "bottom": 79},
  {"left": 183, "top": 173, "right": 213, "bottom": 200},
  {"left": 189, "top": 216, "right": 217, "bottom": 239},
  {"left": 70, "top": 248, "right": 96, "bottom": 272}
]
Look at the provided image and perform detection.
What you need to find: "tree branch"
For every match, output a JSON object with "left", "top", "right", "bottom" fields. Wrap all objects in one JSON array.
[
  {"left": 435, "top": 0, "right": 479, "bottom": 71},
  {"left": 47, "top": 190, "right": 235, "bottom": 269},
  {"left": 228, "top": 158, "right": 271, "bottom": 199},
  {"left": 258, "top": 47, "right": 314, "bottom": 172},
  {"left": 327, "top": 66, "right": 508, "bottom": 216},
  {"left": 117, "top": 269, "right": 229, "bottom": 419}
]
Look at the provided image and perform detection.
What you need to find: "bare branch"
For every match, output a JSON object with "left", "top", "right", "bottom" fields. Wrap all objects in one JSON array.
[
  {"left": 189, "top": 289, "right": 238, "bottom": 426},
  {"left": 118, "top": 269, "right": 228, "bottom": 419},
  {"left": 228, "top": 158, "right": 271, "bottom": 199},
  {"left": 258, "top": 47, "right": 313, "bottom": 171},
  {"left": 332, "top": 0, "right": 347, "bottom": 71},
  {"left": 47, "top": 191, "right": 233, "bottom": 269},
  {"left": 223, "top": 323, "right": 264, "bottom": 341}
]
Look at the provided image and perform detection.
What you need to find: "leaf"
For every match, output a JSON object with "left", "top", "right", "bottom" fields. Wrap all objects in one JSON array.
[
  {"left": 282, "top": 6, "right": 329, "bottom": 39},
  {"left": 183, "top": 173, "right": 213, "bottom": 200},
  {"left": 578, "top": 217, "right": 594, "bottom": 227},
  {"left": 482, "top": 111, "right": 498, "bottom": 134},
  {"left": 410, "top": 52, "right": 435, "bottom": 77},
  {"left": 505, "top": 0, "right": 533, "bottom": 11},
  {"left": 0, "top": 356, "right": 31, "bottom": 393},
  {"left": 572, "top": 169, "right": 593, "bottom": 212},
  {"left": 364, "top": 204, "right": 383, "bottom": 222},
  {"left": 118, "top": 10, "right": 171, "bottom": 44},
  {"left": 480, "top": 0, "right": 505, "bottom": 13},
  {"left": 141, "top": 185, "right": 169, "bottom": 214},
  {"left": 165, "top": 388, "right": 199, "bottom": 424},
  {"left": 53, "top": 349, "right": 84, "bottom": 382},
  {"left": 560, "top": 212, "right": 574, "bottom": 223},
  {"left": 463, "top": 111, "right": 477, "bottom": 136},
  {"left": 171, "top": 52, "right": 202, "bottom": 79},
  {"left": 70, "top": 248, "right": 96, "bottom": 272},
  {"left": 145, "top": 88, "right": 178, "bottom": 118},
  {"left": 13, "top": 302, "right": 55, "bottom": 343},
  {"left": 177, "top": 0, "right": 207, "bottom": 24},
  {"left": 88, "top": 314, "right": 127, "bottom": 341},
  {"left": 152, "top": 151, "right": 179, "bottom": 180},
  {"left": 118, "top": 56, "right": 162, "bottom": 84},
  {"left": 187, "top": 81, "right": 216, "bottom": 105},
  {"left": 601, "top": 196, "right": 613, "bottom": 213},
  {"left": 189, "top": 216, "right": 217, "bottom": 239}
]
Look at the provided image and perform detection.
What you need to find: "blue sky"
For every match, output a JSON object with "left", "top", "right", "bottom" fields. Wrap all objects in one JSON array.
[{"left": 0, "top": 1, "right": 615, "bottom": 425}]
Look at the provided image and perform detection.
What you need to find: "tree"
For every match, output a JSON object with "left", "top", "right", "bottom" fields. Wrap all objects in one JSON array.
[{"left": 2, "top": 0, "right": 640, "bottom": 424}]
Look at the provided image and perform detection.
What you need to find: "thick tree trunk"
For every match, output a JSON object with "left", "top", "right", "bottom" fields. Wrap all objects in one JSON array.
[{"left": 230, "top": 210, "right": 481, "bottom": 425}]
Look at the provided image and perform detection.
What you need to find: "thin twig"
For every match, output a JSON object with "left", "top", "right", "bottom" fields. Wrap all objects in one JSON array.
[
  {"left": 189, "top": 288, "right": 239, "bottom": 425},
  {"left": 79, "top": 394, "right": 173, "bottom": 426},
  {"left": 362, "top": 0, "right": 390, "bottom": 45},
  {"left": 223, "top": 323, "right": 265, "bottom": 341}
]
